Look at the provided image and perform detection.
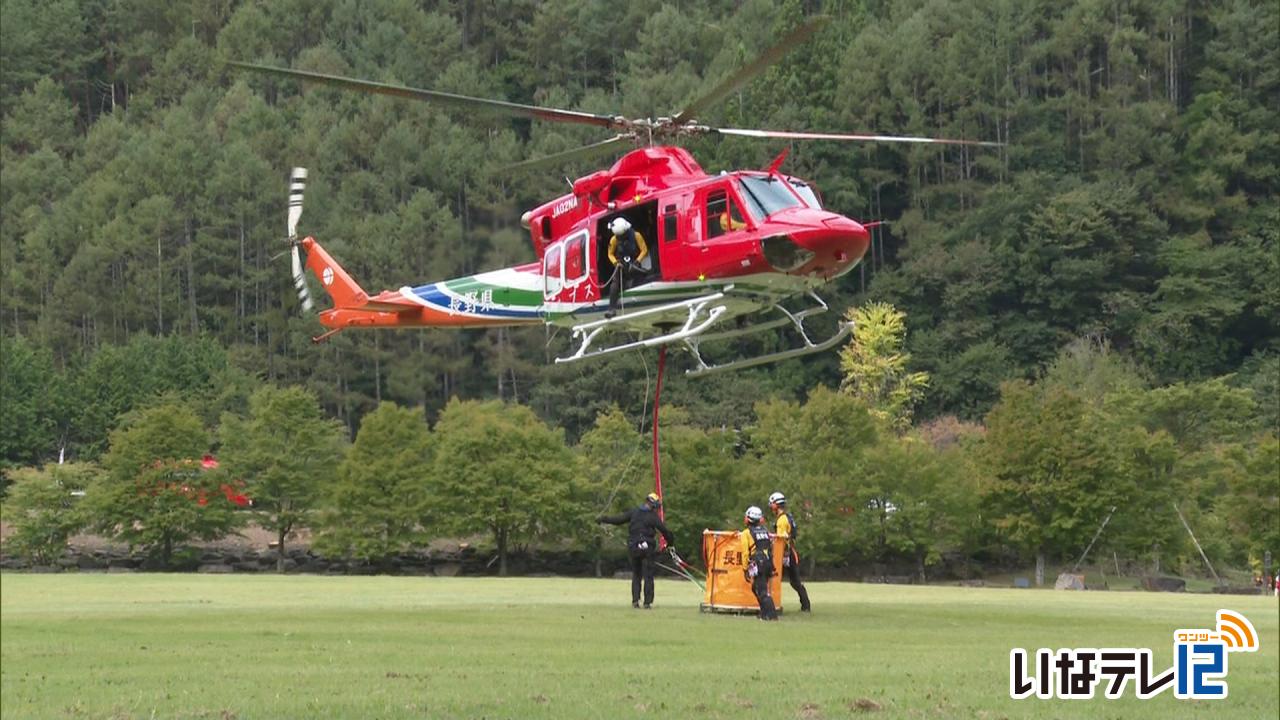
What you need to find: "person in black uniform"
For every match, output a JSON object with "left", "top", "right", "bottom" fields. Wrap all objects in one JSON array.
[{"left": 597, "top": 492, "right": 675, "bottom": 608}]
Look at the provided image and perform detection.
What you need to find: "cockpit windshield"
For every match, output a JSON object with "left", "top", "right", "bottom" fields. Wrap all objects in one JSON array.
[
  {"left": 788, "top": 179, "right": 822, "bottom": 209},
  {"left": 738, "top": 175, "right": 803, "bottom": 219}
]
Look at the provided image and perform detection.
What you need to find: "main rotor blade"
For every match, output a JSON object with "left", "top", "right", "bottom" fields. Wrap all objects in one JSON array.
[
  {"left": 715, "top": 127, "right": 1003, "bottom": 147},
  {"left": 505, "top": 135, "right": 634, "bottom": 174},
  {"left": 229, "top": 61, "right": 622, "bottom": 129},
  {"left": 672, "top": 16, "right": 830, "bottom": 125}
]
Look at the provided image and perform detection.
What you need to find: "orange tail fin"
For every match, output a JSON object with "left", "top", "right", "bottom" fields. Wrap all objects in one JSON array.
[{"left": 300, "top": 236, "right": 369, "bottom": 308}]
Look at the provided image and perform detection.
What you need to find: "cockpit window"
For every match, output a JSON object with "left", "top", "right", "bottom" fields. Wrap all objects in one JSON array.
[
  {"left": 788, "top": 179, "right": 821, "bottom": 209},
  {"left": 706, "top": 189, "right": 747, "bottom": 239},
  {"left": 738, "top": 175, "right": 803, "bottom": 219}
]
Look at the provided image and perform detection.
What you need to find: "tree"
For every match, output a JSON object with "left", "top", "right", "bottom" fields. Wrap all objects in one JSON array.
[
  {"left": 1095, "top": 377, "right": 1262, "bottom": 573},
  {"left": 0, "top": 462, "right": 95, "bottom": 565},
  {"left": 219, "top": 385, "right": 346, "bottom": 571},
  {"left": 65, "top": 335, "right": 237, "bottom": 459},
  {"left": 0, "top": 335, "right": 65, "bottom": 470},
  {"left": 312, "top": 402, "right": 431, "bottom": 568},
  {"left": 1082, "top": 416, "right": 1183, "bottom": 574},
  {"left": 431, "top": 399, "right": 573, "bottom": 576},
  {"left": 980, "top": 381, "right": 1129, "bottom": 586},
  {"left": 851, "top": 434, "right": 977, "bottom": 581},
  {"left": 1114, "top": 377, "right": 1259, "bottom": 453},
  {"left": 839, "top": 302, "right": 930, "bottom": 431},
  {"left": 1135, "top": 235, "right": 1254, "bottom": 380},
  {"left": 2, "top": 77, "right": 80, "bottom": 155},
  {"left": 1215, "top": 434, "right": 1280, "bottom": 567},
  {"left": 0, "top": 0, "right": 91, "bottom": 118},
  {"left": 746, "top": 386, "right": 880, "bottom": 568},
  {"left": 1236, "top": 352, "right": 1279, "bottom": 433},
  {"left": 1041, "top": 336, "right": 1148, "bottom": 405},
  {"left": 88, "top": 401, "right": 243, "bottom": 568}
]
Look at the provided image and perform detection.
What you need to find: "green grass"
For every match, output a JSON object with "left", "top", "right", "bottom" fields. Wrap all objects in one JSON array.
[{"left": 2, "top": 575, "right": 1276, "bottom": 719}]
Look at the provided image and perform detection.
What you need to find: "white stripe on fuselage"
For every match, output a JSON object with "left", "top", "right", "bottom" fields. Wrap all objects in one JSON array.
[{"left": 393, "top": 269, "right": 822, "bottom": 324}]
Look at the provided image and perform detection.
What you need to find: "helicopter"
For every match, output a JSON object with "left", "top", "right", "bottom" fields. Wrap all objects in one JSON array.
[{"left": 234, "top": 18, "right": 998, "bottom": 377}]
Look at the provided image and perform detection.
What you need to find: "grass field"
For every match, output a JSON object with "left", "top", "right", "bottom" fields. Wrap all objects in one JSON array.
[{"left": 1, "top": 574, "right": 1276, "bottom": 719}]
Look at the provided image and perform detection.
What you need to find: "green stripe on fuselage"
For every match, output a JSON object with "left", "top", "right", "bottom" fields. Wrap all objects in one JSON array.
[
  {"left": 443, "top": 277, "right": 544, "bottom": 308},
  {"left": 441, "top": 273, "right": 809, "bottom": 317}
]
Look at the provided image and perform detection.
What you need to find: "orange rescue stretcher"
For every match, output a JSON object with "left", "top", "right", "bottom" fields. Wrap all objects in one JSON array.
[{"left": 700, "top": 529, "right": 786, "bottom": 614}]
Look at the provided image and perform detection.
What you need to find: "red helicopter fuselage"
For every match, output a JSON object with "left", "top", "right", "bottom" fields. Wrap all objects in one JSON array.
[
  {"left": 524, "top": 146, "right": 869, "bottom": 285},
  {"left": 299, "top": 146, "right": 870, "bottom": 344}
]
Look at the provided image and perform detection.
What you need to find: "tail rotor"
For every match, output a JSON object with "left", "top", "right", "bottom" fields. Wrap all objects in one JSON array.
[{"left": 287, "top": 167, "right": 313, "bottom": 312}]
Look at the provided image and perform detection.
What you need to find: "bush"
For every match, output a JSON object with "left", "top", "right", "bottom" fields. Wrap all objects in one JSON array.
[{"left": 1, "top": 463, "right": 96, "bottom": 565}]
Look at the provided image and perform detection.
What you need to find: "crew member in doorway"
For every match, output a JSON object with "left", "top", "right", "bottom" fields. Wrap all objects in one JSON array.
[
  {"left": 605, "top": 216, "right": 648, "bottom": 318},
  {"left": 740, "top": 505, "right": 779, "bottom": 620},
  {"left": 598, "top": 492, "right": 674, "bottom": 608},
  {"left": 769, "top": 491, "right": 811, "bottom": 612}
]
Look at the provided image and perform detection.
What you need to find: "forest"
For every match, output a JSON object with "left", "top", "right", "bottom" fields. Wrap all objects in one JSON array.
[{"left": 1, "top": 0, "right": 1276, "bottom": 581}]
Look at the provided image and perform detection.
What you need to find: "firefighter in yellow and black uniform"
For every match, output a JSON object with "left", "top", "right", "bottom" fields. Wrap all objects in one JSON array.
[
  {"left": 739, "top": 505, "right": 778, "bottom": 620},
  {"left": 769, "top": 491, "right": 811, "bottom": 612},
  {"left": 604, "top": 216, "right": 648, "bottom": 318}
]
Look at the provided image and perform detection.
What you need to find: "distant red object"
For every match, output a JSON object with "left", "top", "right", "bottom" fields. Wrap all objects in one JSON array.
[
  {"left": 220, "top": 482, "right": 252, "bottom": 507},
  {"left": 135, "top": 456, "right": 251, "bottom": 508}
]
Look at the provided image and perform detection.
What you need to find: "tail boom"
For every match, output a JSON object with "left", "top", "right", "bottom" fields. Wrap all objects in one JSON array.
[{"left": 301, "top": 236, "right": 544, "bottom": 333}]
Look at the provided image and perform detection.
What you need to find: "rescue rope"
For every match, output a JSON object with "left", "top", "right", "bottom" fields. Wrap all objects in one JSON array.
[
  {"left": 650, "top": 349, "right": 702, "bottom": 592},
  {"left": 655, "top": 562, "right": 703, "bottom": 590},
  {"left": 595, "top": 345, "right": 652, "bottom": 517},
  {"left": 587, "top": 314, "right": 698, "bottom": 587},
  {"left": 656, "top": 547, "right": 704, "bottom": 590},
  {"left": 653, "top": 345, "right": 666, "bottom": 528},
  {"left": 603, "top": 262, "right": 624, "bottom": 313},
  {"left": 668, "top": 547, "right": 704, "bottom": 580}
]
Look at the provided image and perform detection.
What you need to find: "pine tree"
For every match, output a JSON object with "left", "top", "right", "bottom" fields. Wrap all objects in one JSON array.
[{"left": 219, "top": 385, "right": 346, "bottom": 571}]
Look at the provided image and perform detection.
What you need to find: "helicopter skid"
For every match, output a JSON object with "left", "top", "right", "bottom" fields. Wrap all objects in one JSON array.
[
  {"left": 555, "top": 292, "right": 729, "bottom": 364},
  {"left": 683, "top": 321, "right": 852, "bottom": 377},
  {"left": 683, "top": 291, "right": 854, "bottom": 377}
]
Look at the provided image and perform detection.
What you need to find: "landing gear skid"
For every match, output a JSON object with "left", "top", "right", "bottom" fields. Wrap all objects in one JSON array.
[
  {"left": 683, "top": 291, "right": 852, "bottom": 377},
  {"left": 553, "top": 289, "right": 853, "bottom": 377},
  {"left": 554, "top": 292, "right": 728, "bottom": 364}
]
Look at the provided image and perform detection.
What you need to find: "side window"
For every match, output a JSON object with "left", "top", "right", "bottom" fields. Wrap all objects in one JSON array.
[
  {"left": 705, "top": 190, "right": 745, "bottom": 239},
  {"left": 565, "top": 234, "right": 584, "bottom": 281},
  {"left": 543, "top": 243, "right": 562, "bottom": 296},
  {"left": 706, "top": 191, "right": 728, "bottom": 239},
  {"left": 663, "top": 205, "right": 678, "bottom": 243}
]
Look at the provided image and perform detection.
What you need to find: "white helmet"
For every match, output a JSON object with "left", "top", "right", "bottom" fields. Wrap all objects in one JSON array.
[
  {"left": 768, "top": 491, "right": 786, "bottom": 507},
  {"left": 608, "top": 217, "right": 632, "bottom": 236},
  {"left": 745, "top": 506, "right": 764, "bottom": 523}
]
